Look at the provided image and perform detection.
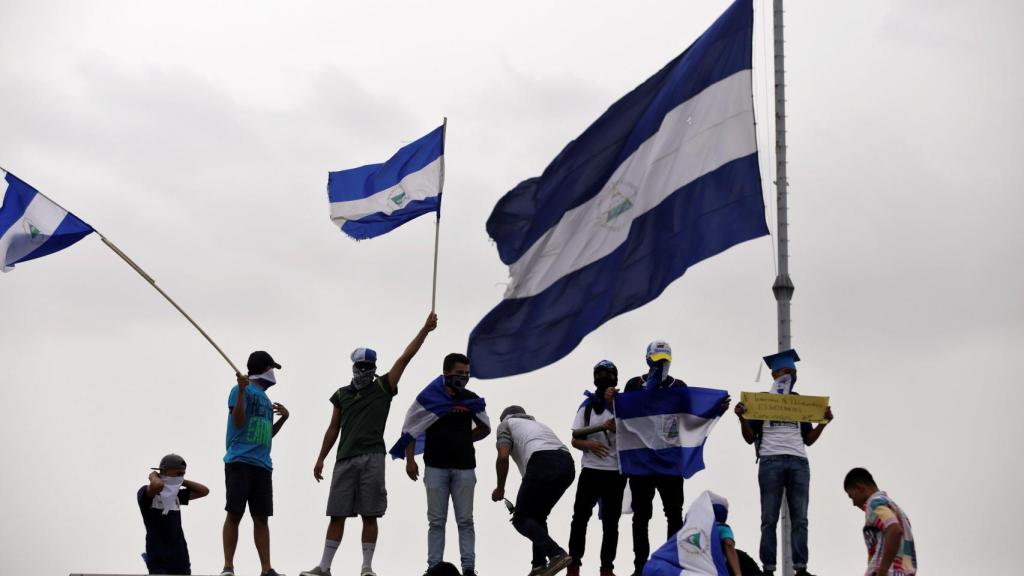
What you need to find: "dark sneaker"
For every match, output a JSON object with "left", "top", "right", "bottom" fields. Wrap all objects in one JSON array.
[
  {"left": 262, "top": 570, "right": 281, "bottom": 576},
  {"left": 220, "top": 569, "right": 235, "bottom": 576},
  {"left": 541, "top": 554, "right": 573, "bottom": 576},
  {"left": 528, "top": 566, "right": 546, "bottom": 576},
  {"left": 463, "top": 569, "right": 478, "bottom": 576}
]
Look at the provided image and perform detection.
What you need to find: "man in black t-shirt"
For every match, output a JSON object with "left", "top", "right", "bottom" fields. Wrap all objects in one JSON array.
[
  {"left": 405, "top": 353, "right": 490, "bottom": 576},
  {"left": 137, "top": 454, "right": 209, "bottom": 575}
]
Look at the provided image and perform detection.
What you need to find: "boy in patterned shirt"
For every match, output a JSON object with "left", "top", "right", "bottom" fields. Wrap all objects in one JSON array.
[{"left": 844, "top": 468, "right": 917, "bottom": 576}]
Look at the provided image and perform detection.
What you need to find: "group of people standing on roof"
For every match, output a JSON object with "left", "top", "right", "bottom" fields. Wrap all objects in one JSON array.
[{"left": 137, "top": 312, "right": 917, "bottom": 576}]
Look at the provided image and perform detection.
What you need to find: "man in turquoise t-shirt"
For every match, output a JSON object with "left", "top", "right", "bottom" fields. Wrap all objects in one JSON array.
[{"left": 222, "top": 350, "right": 289, "bottom": 576}]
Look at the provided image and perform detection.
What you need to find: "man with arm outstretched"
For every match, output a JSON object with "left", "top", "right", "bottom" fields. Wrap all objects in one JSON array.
[{"left": 302, "top": 312, "right": 438, "bottom": 576}]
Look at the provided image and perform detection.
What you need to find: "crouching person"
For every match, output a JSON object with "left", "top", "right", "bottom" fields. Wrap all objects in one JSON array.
[
  {"left": 491, "top": 405, "right": 575, "bottom": 576},
  {"left": 138, "top": 454, "right": 209, "bottom": 575}
]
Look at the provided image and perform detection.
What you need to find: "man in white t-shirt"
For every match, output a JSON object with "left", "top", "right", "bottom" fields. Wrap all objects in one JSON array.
[
  {"left": 491, "top": 406, "right": 575, "bottom": 576},
  {"left": 566, "top": 360, "right": 626, "bottom": 576},
  {"left": 734, "top": 349, "right": 833, "bottom": 576}
]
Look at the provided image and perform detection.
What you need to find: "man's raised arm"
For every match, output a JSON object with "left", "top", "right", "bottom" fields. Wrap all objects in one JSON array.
[{"left": 386, "top": 312, "right": 438, "bottom": 392}]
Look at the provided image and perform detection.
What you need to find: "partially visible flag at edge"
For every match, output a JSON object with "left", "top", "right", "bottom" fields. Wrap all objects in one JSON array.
[
  {"left": 642, "top": 490, "right": 729, "bottom": 576},
  {"left": 389, "top": 375, "right": 491, "bottom": 460},
  {"left": 614, "top": 386, "right": 728, "bottom": 478},
  {"left": 468, "top": 0, "right": 766, "bottom": 379},
  {"left": 327, "top": 125, "right": 444, "bottom": 240},
  {"left": 0, "top": 169, "right": 93, "bottom": 272}
]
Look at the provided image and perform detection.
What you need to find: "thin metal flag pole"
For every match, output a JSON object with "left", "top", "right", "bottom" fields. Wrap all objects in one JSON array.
[
  {"left": 431, "top": 117, "right": 447, "bottom": 313},
  {"left": 3, "top": 171, "right": 244, "bottom": 374},
  {"left": 770, "top": 0, "right": 797, "bottom": 575}
]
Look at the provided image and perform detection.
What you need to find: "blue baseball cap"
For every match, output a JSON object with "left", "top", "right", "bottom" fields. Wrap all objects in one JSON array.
[
  {"left": 763, "top": 349, "right": 800, "bottom": 371},
  {"left": 351, "top": 348, "right": 378, "bottom": 364},
  {"left": 646, "top": 340, "right": 672, "bottom": 363}
]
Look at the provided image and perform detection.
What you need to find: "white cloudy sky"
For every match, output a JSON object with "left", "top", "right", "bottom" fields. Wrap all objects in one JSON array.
[{"left": 1, "top": 1, "right": 1021, "bottom": 574}]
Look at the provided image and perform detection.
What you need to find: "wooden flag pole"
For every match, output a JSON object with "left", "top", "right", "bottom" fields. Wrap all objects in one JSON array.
[
  {"left": 99, "top": 235, "right": 242, "bottom": 375},
  {"left": 431, "top": 117, "right": 447, "bottom": 313}
]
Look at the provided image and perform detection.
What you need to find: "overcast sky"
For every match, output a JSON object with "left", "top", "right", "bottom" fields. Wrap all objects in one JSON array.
[{"left": 2, "top": 1, "right": 1022, "bottom": 574}]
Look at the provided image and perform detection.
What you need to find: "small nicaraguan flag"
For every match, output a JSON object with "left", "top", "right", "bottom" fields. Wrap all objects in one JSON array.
[
  {"left": 642, "top": 490, "right": 728, "bottom": 576},
  {"left": 614, "top": 386, "right": 728, "bottom": 478},
  {"left": 388, "top": 375, "right": 491, "bottom": 460},
  {"left": 468, "top": 0, "right": 766, "bottom": 379},
  {"left": 327, "top": 125, "right": 444, "bottom": 240},
  {"left": 0, "top": 169, "right": 93, "bottom": 272}
]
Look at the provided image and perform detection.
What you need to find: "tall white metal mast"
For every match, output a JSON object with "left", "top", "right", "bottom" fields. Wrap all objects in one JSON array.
[{"left": 771, "top": 0, "right": 796, "bottom": 575}]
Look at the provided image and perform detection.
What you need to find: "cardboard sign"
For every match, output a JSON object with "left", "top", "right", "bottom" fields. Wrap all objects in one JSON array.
[{"left": 740, "top": 392, "right": 830, "bottom": 424}]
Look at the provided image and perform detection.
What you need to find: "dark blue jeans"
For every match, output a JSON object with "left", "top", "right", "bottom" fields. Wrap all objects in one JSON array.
[
  {"left": 758, "top": 455, "right": 810, "bottom": 571},
  {"left": 513, "top": 450, "right": 576, "bottom": 569}
]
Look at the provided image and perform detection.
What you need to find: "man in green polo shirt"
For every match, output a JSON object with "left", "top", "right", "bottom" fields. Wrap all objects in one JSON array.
[{"left": 302, "top": 312, "right": 437, "bottom": 576}]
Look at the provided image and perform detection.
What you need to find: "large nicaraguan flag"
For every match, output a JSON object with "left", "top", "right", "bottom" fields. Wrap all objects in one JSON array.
[
  {"left": 1, "top": 169, "right": 93, "bottom": 272},
  {"left": 615, "top": 386, "right": 728, "bottom": 478},
  {"left": 327, "top": 125, "right": 444, "bottom": 240},
  {"left": 643, "top": 490, "right": 728, "bottom": 576},
  {"left": 388, "top": 375, "right": 491, "bottom": 460},
  {"left": 468, "top": 0, "right": 766, "bottom": 379}
]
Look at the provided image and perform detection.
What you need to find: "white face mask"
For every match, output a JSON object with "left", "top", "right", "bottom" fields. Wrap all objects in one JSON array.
[
  {"left": 157, "top": 475, "right": 185, "bottom": 515},
  {"left": 250, "top": 368, "right": 276, "bottom": 385},
  {"left": 771, "top": 374, "right": 794, "bottom": 394},
  {"left": 161, "top": 474, "right": 185, "bottom": 489}
]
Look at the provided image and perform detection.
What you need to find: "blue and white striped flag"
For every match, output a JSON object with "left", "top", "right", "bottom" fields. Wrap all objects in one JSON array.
[
  {"left": 389, "top": 375, "right": 490, "bottom": 460},
  {"left": 327, "top": 125, "right": 444, "bottom": 240},
  {"left": 643, "top": 490, "right": 729, "bottom": 576},
  {"left": 468, "top": 0, "right": 766, "bottom": 378},
  {"left": 615, "top": 386, "right": 728, "bottom": 478},
  {"left": 1, "top": 169, "right": 93, "bottom": 272}
]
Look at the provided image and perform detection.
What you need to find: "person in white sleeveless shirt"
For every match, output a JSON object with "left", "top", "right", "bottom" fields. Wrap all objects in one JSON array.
[{"left": 734, "top": 349, "right": 833, "bottom": 576}]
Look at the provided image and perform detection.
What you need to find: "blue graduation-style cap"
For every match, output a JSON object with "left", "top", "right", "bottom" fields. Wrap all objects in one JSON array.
[{"left": 763, "top": 349, "right": 800, "bottom": 371}]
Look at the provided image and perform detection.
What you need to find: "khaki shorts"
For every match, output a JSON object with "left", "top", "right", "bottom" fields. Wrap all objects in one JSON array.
[{"left": 326, "top": 453, "right": 387, "bottom": 518}]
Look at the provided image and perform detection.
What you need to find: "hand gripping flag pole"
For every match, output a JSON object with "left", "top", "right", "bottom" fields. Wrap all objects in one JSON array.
[{"left": 0, "top": 165, "right": 241, "bottom": 375}]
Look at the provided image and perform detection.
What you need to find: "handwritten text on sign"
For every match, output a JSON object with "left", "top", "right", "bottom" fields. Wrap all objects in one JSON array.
[{"left": 740, "top": 392, "right": 830, "bottom": 424}]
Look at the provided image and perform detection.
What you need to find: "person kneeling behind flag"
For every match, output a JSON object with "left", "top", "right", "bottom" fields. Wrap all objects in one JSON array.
[
  {"left": 138, "top": 454, "right": 209, "bottom": 575},
  {"left": 642, "top": 491, "right": 742, "bottom": 576},
  {"left": 491, "top": 406, "right": 575, "bottom": 576}
]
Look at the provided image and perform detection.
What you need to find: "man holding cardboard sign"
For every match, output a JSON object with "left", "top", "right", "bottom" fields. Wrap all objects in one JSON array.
[{"left": 734, "top": 349, "right": 833, "bottom": 576}]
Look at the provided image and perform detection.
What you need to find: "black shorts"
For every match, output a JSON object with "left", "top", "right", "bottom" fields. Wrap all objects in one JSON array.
[{"left": 225, "top": 462, "right": 273, "bottom": 517}]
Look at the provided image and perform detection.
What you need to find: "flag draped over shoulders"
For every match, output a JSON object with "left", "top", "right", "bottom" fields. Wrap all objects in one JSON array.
[{"left": 389, "top": 375, "right": 490, "bottom": 460}]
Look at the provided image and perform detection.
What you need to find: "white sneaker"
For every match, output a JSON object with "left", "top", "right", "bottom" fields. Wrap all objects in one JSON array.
[{"left": 361, "top": 569, "right": 377, "bottom": 576}]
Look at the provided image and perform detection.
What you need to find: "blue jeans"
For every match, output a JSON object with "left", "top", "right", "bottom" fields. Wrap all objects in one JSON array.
[
  {"left": 758, "top": 455, "right": 810, "bottom": 571},
  {"left": 425, "top": 466, "right": 476, "bottom": 571}
]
